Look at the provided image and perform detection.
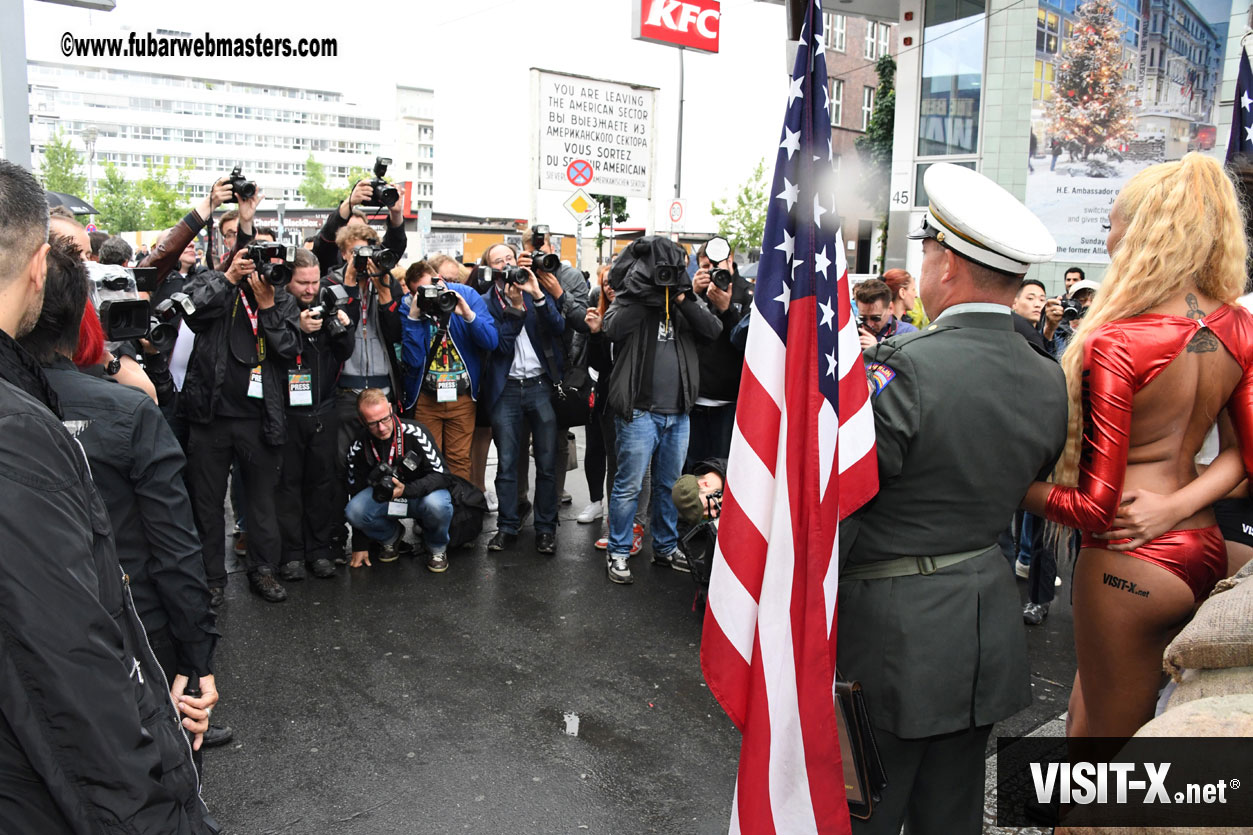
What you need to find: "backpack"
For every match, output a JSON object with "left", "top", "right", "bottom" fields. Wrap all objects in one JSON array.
[{"left": 447, "top": 474, "right": 488, "bottom": 549}]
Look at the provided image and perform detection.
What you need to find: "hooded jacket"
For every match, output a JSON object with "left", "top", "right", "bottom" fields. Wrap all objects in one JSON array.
[{"left": 178, "top": 270, "right": 302, "bottom": 445}]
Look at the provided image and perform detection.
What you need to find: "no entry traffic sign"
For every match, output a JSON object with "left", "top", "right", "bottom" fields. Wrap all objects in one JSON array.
[{"left": 567, "top": 159, "right": 594, "bottom": 187}]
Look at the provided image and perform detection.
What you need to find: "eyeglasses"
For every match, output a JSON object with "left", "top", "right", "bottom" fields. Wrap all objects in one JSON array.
[
  {"left": 363, "top": 414, "right": 393, "bottom": 429},
  {"left": 862, "top": 314, "right": 884, "bottom": 323}
]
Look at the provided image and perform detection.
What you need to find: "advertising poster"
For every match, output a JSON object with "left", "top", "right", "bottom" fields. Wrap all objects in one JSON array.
[{"left": 1026, "top": 0, "right": 1231, "bottom": 262}]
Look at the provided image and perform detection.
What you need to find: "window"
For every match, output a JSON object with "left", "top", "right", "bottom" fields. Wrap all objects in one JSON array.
[
  {"left": 825, "top": 13, "right": 846, "bottom": 52},
  {"left": 1036, "top": 9, "right": 1059, "bottom": 54},
  {"left": 918, "top": 0, "right": 984, "bottom": 158},
  {"left": 830, "top": 78, "right": 843, "bottom": 126},
  {"left": 862, "top": 86, "right": 875, "bottom": 131},
  {"left": 865, "top": 21, "right": 878, "bottom": 59},
  {"left": 879, "top": 20, "right": 890, "bottom": 58}
]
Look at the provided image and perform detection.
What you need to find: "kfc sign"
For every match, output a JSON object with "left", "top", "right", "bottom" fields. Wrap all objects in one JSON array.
[{"left": 632, "top": 0, "right": 721, "bottom": 53}]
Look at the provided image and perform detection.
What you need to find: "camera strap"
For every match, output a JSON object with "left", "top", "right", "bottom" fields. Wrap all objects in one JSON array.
[{"left": 233, "top": 289, "right": 265, "bottom": 362}]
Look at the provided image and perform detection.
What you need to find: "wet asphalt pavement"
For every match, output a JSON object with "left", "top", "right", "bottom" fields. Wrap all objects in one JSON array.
[{"left": 201, "top": 431, "right": 1077, "bottom": 834}]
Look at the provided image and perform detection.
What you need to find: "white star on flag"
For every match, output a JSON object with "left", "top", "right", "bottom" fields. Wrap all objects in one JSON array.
[
  {"left": 1243, "top": 90, "right": 1252, "bottom": 111},
  {"left": 819, "top": 300, "right": 835, "bottom": 329},
  {"left": 787, "top": 75, "right": 804, "bottom": 107},
  {"left": 822, "top": 82, "right": 830, "bottom": 114},
  {"left": 780, "top": 127, "right": 801, "bottom": 160},
  {"left": 1245, "top": 124, "right": 1253, "bottom": 143},
  {"left": 814, "top": 245, "right": 831, "bottom": 278},
  {"left": 776, "top": 178, "right": 799, "bottom": 212},
  {"left": 825, "top": 349, "right": 837, "bottom": 378},
  {"left": 813, "top": 193, "right": 826, "bottom": 225},
  {"left": 775, "top": 228, "right": 795, "bottom": 261},
  {"left": 774, "top": 284, "right": 791, "bottom": 313},
  {"left": 791, "top": 256, "right": 805, "bottom": 281}
]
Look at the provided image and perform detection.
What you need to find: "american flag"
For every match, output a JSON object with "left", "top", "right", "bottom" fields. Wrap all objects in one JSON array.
[
  {"left": 1227, "top": 48, "right": 1253, "bottom": 162},
  {"left": 700, "top": 2, "right": 879, "bottom": 832}
]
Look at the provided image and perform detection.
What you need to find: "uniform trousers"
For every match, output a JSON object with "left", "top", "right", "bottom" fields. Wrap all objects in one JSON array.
[
  {"left": 276, "top": 410, "right": 340, "bottom": 565},
  {"left": 850, "top": 724, "right": 992, "bottom": 835},
  {"left": 188, "top": 418, "right": 283, "bottom": 585}
]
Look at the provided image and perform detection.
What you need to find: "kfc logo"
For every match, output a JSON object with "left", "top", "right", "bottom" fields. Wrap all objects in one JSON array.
[{"left": 633, "top": 0, "right": 721, "bottom": 53}]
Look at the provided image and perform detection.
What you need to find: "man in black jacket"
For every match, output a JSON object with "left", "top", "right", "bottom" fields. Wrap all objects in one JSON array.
[
  {"left": 0, "top": 159, "right": 216, "bottom": 834},
  {"left": 277, "top": 247, "right": 356, "bottom": 581},
  {"left": 22, "top": 237, "right": 226, "bottom": 752},
  {"left": 313, "top": 178, "right": 407, "bottom": 276},
  {"left": 601, "top": 236, "right": 723, "bottom": 584},
  {"left": 687, "top": 237, "right": 753, "bottom": 470},
  {"left": 182, "top": 230, "right": 302, "bottom": 604},
  {"left": 345, "top": 389, "right": 457, "bottom": 571}
]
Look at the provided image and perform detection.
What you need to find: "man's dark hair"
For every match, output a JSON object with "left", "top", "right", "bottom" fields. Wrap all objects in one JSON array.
[
  {"left": 1065, "top": 266, "right": 1085, "bottom": 281},
  {"left": 88, "top": 230, "right": 108, "bottom": 256},
  {"left": 1018, "top": 278, "right": 1046, "bottom": 295},
  {"left": 853, "top": 278, "right": 892, "bottom": 307},
  {"left": 19, "top": 236, "right": 87, "bottom": 363},
  {"left": 291, "top": 246, "right": 319, "bottom": 271},
  {"left": 98, "top": 235, "right": 133, "bottom": 266},
  {"left": 0, "top": 159, "right": 50, "bottom": 286},
  {"left": 49, "top": 205, "right": 77, "bottom": 221},
  {"left": 304, "top": 234, "right": 318, "bottom": 246},
  {"left": 253, "top": 226, "right": 277, "bottom": 242}
]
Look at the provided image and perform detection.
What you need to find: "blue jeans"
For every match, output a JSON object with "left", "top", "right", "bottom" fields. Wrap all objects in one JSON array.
[
  {"left": 491, "top": 378, "right": 559, "bottom": 535},
  {"left": 609, "top": 410, "right": 689, "bottom": 559},
  {"left": 344, "top": 488, "right": 453, "bottom": 553}
]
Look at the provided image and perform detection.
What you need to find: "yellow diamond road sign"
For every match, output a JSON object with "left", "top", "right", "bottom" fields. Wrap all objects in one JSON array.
[{"left": 563, "top": 188, "right": 598, "bottom": 222}]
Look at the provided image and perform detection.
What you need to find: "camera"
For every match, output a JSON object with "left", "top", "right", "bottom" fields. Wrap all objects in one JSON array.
[
  {"left": 147, "top": 292, "right": 196, "bottom": 353},
  {"left": 704, "top": 237, "right": 733, "bottom": 292},
  {"left": 655, "top": 263, "right": 684, "bottom": 287},
  {"left": 225, "top": 166, "right": 257, "bottom": 203},
  {"left": 529, "top": 252, "right": 560, "bottom": 273},
  {"left": 308, "top": 284, "right": 350, "bottom": 337},
  {"left": 352, "top": 244, "right": 399, "bottom": 275},
  {"left": 416, "top": 283, "right": 459, "bottom": 316},
  {"left": 502, "top": 265, "right": 531, "bottom": 286},
  {"left": 1059, "top": 297, "right": 1083, "bottom": 322},
  {"left": 710, "top": 268, "right": 733, "bottom": 291},
  {"left": 87, "top": 263, "right": 149, "bottom": 341},
  {"left": 367, "top": 450, "right": 423, "bottom": 503},
  {"left": 365, "top": 157, "right": 400, "bottom": 209},
  {"left": 247, "top": 242, "right": 296, "bottom": 286}
]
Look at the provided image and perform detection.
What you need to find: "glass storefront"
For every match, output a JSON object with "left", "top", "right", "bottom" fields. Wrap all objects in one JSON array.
[{"left": 917, "top": 0, "right": 986, "bottom": 157}]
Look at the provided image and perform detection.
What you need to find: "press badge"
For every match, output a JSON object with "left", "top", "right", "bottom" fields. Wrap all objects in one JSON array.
[
  {"left": 387, "top": 499, "right": 408, "bottom": 517},
  {"left": 247, "top": 367, "right": 264, "bottom": 399},
  {"left": 437, "top": 380, "right": 457, "bottom": 403},
  {"left": 288, "top": 371, "right": 312, "bottom": 407}
]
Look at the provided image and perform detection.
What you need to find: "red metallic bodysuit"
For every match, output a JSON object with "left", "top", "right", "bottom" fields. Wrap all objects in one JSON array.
[{"left": 1044, "top": 304, "right": 1253, "bottom": 599}]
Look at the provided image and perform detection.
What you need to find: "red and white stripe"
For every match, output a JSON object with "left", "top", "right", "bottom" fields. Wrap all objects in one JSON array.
[{"left": 702, "top": 227, "right": 877, "bottom": 834}]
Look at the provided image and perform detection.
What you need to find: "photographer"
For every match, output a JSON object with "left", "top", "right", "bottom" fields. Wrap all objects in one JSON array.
[
  {"left": 400, "top": 260, "right": 498, "bottom": 482},
  {"left": 345, "top": 389, "right": 456, "bottom": 571},
  {"left": 479, "top": 243, "right": 565, "bottom": 555},
  {"left": 601, "top": 236, "right": 723, "bottom": 584},
  {"left": 23, "top": 236, "right": 226, "bottom": 754},
  {"left": 687, "top": 236, "right": 753, "bottom": 470},
  {"left": 1040, "top": 273, "right": 1099, "bottom": 358},
  {"left": 313, "top": 162, "right": 407, "bottom": 276},
  {"left": 0, "top": 160, "right": 216, "bottom": 834},
  {"left": 855, "top": 278, "right": 918, "bottom": 349},
  {"left": 181, "top": 217, "right": 302, "bottom": 605},
  {"left": 330, "top": 223, "right": 406, "bottom": 556},
  {"left": 276, "top": 247, "right": 356, "bottom": 582}
]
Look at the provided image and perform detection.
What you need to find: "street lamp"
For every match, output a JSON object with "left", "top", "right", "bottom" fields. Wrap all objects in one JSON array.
[{"left": 81, "top": 125, "right": 97, "bottom": 201}]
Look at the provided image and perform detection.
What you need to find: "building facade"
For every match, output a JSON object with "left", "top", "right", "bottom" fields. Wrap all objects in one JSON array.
[
  {"left": 395, "top": 85, "right": 435, "bottom": 213},
  {"left": 824, "top": 10, "right": 897, "bottom": 275}
]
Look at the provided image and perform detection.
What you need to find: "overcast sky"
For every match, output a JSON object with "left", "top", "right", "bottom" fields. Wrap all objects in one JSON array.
[{"left": 22, "top": 0, "right": 791, "bottom": 235}]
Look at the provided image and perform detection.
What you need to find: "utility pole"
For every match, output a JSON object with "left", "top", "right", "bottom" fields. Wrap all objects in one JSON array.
[{"left": 675, "top": 46, "right": 686, "bottom": 199}]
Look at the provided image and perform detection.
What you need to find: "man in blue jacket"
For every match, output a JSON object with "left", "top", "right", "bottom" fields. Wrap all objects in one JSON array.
[
  {"left": 478, "top": 243, "right": 565, "bottom": 555},
  {"left": 400, "top": 260, "right": 497, "bottom": 482}
]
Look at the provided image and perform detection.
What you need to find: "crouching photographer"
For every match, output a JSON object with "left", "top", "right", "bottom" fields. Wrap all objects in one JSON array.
[
  {"left": 182, "top": 235, "right": 302, "bottom": 604},
  {"left": 671, "top": 458, "right": 727, "bottom": 601},
  {"left": 276, "top": 248, "right": 356, "bottom": 582},
  {"left": 399, "top": 260, "right": 498, "bottom": 482},
  {"left": 346, "top": 389, "right": 481, "bottom": 573},
  {"left": 601, "top": 236, "right": 723, "bottom": 584}
]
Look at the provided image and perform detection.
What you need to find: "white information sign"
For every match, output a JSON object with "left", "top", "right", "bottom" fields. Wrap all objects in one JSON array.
[
  {"left": 422, "top": 233, "right": 465, "bottom": 258},
  {"left": 537, "top": 70, "right": 656, "bottom": 199}
]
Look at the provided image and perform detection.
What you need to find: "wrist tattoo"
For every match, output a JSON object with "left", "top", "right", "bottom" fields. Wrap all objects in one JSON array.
[{"left": 1102, "top": 572, "right": 1150, "bottom": 597}]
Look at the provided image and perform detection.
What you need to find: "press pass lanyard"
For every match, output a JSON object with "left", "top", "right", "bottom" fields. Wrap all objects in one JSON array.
[{"left": 235, "top": 289, "right": 266, "bottom": 360}]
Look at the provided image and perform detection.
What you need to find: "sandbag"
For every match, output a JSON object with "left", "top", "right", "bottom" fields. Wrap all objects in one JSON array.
[{"left": 1163, "top": 576, "right": 1253, "bottom": 680}]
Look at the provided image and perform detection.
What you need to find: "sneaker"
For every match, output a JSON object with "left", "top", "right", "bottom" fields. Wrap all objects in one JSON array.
[
  {"left": 279, "top": 560, "right": 307, "bottom": 582},
  {"left": 561, "top": 490, "right": 573, "bottom": 505},
  {"left": 1023, "top": 602, "right": 1049, "bottom": 626},
  {"left": 485, "top": 490, "right": 498, "bottom": 513},
  {"left": 427, "top": 552, "right": 448, "bottom": 573},
  {"left": 607, "top": 555, "right": 633, "bottom": 584},
  {"left": 378, "top": 542, "right": 400, "bottom": 563},
  {"left": 594, "top": 535, "right": 609, "bottom": 550},
  {"left": 1014, "top": 558, "right": 1030, "bottom": 579},
  {"left": 208, "top": 586, "right": 225, "bottom": 608},
  {"left": 577, "top": 501, "right": 602, "bottom": 524},
  {"left": 233, "top": 532, "right": 247, "bottom": 556},
  {"left": 631, "top": 524, "right": 644, "bottom": 556},
  {"left": 248, "top": 568, "right": 287, "bottom": 603},
  {"left": 653, "top": 548, "right": 691, "bottom": 573},
  {"left": 310, "top": 558, "right": 337, "bottom": 579}
]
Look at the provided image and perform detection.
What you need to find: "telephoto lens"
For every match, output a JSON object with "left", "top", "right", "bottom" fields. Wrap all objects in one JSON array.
[
  {"left": 710, "top": 268, "right": 732, "bottom": 291},
  {"left": 530, "top": 252, "right": 560, "bottom": 273}
]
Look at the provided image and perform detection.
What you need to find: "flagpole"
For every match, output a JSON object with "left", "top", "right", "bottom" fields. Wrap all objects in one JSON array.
[{"left": 675, "top": 45, "right": 685, "bottom": 202}]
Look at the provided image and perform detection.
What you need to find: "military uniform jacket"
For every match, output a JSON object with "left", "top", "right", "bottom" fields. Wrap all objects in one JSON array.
[{"left": 837, "top": 309, "right": 1067, "bottom": 739}]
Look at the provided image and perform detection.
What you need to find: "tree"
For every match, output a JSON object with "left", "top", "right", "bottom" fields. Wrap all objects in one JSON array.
[
  {"left": 855, "top": 54, "right": 896, "bottom": 271},
  {"left": 298, "top": 154, "right": 340, "bottom": 208},
  {"left": 137, "top": 156, "right": 195, "bottom": 229},
  {"left": 39, "top": 129, "right": 86, "bottom": 196},
  {"left": 585, "top": 193, "right": 629, "bottom": 257},
  {"left": 94, "top": 162, "right": 145, "bottom": 234},
  {"left": 710, "top": 158, "right": 769, "bottom": 256},
  {"left": 1047, "top": 0, "right": 1134, "bottom": 161}
]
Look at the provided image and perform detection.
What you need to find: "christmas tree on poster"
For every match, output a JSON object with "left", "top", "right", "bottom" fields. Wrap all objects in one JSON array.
[{"left": 1048, "top": 0, "right": 1134, "bottom": 174}]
